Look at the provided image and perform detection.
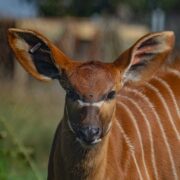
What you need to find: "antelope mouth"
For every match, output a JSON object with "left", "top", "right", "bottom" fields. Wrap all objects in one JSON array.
[
  {"left": 76, "top": 137, "right": 102, "bottom": 147},
  {"left": 76, "top": 128, "right": 102, "bottom": 147},
  {"left": 67, "top": 118, "right": 102, "bottom": 146}
]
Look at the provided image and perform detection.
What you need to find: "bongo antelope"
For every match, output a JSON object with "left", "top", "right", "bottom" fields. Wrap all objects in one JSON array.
[{"left": 8, "top": 28, "right": 180, "bottom": 180}]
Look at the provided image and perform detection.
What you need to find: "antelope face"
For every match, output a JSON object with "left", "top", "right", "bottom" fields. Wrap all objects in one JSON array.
[
  {"left": 65, "top": 61, "right": 120, "bottom": 146},
  {"left": 8, "top": 28, "right": 174, "bottom": 147}
]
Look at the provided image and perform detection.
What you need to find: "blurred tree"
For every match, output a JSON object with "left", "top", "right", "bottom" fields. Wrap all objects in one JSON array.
[
  {"left": 23, "top": 0, "right": 180, "bottom": 17},
  {"left": 23, "top": 0, "right": 125, "bottom": 17},
  {"left": 119, "top": 0, "right": 180, "bottom": 13}
]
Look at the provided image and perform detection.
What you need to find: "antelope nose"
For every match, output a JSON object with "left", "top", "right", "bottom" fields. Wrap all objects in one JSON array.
[{"left": 78, "top": 126, "right": 101, "bottom": 144}]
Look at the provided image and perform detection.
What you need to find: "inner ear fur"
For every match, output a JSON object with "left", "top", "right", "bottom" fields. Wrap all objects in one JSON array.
[{"left": 114, "top": 31, "right": 175, "bottom": 83}]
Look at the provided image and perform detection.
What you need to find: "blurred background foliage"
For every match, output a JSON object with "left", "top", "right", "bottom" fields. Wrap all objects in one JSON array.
[
  {"left": 0, "top": 82, "right": 65, "bottom": 179},
  {"left": 26, "top": 0, "right": 180, "bottom": 16},
  {"left": 0, "top": 0, "right": 180, "bottom": 179}
]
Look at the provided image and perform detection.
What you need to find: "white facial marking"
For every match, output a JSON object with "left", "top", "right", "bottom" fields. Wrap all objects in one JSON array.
[
  {"left": 76, "top": 137, "right": 102, "bottom": 147},
  {"left": 77, "top": 100, "right": 104, "bottom": 108},
  {"left": 91, "top": 138, "right": 102, "bottom": 144},
  {"left": 65, "top": 106, "right": 75, "bottom": 134},
  {"left": 67, "top": 118, "right": 75, "bottom": 133}
]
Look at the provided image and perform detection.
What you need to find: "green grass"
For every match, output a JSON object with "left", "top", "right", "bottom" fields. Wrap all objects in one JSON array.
[{"left": 0, "top": 81, "right": 65, "bottom": 179}]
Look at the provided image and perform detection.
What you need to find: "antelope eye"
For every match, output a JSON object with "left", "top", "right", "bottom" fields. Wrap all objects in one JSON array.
[
  {"left": 106, "top": 90, "right": 116, "bottom": 100},
  {"left": 67, "top": 90, "right": 80, "bottom": 101}
]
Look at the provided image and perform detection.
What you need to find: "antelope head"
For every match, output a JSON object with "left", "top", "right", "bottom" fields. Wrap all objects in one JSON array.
[{"left": 8, "top": 28, "right": 174, "bottom": 147}]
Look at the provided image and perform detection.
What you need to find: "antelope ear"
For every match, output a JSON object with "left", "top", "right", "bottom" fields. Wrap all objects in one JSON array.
[
  {"left": 114, "top": 31, "right": 175, "bottom": 84},
  {"left": 8, "top": 28, "right": 71, "bottom": 81}
]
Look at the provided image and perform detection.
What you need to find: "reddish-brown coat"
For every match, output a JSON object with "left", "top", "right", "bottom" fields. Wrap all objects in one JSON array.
[{"left": 8, "top": 28, "right": 179, "bottom": 180}]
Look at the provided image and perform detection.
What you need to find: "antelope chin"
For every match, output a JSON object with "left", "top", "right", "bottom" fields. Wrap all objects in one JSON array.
[{"left": 76, "top": 137, "right": 102, "bottom": 148}]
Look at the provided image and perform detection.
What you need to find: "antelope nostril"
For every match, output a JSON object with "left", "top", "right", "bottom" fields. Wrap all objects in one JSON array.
[
  {"left": 89, "top": 94, "right": 93, "bottom": 98},
  {"left": 91, "top": 127, "right": 100, "bottom": 136}
]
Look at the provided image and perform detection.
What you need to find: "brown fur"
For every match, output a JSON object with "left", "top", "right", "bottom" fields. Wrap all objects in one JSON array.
[{"left": 8, "top": 29, "right": 179, "bottom": 180}]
